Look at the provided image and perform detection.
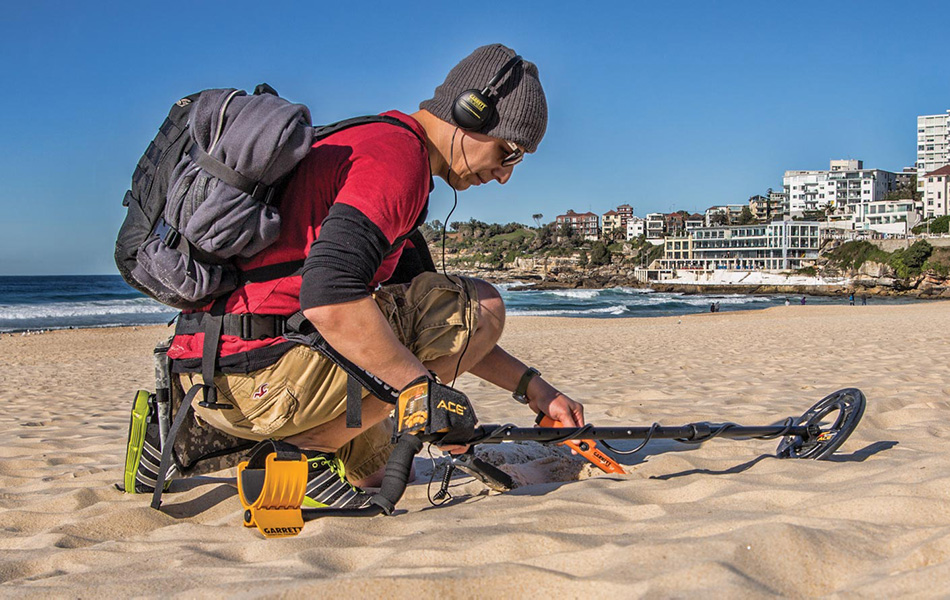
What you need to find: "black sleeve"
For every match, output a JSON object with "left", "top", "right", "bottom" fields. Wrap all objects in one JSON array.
[{"left": 300, "top": 203, "right": 392, "bottom": 309}]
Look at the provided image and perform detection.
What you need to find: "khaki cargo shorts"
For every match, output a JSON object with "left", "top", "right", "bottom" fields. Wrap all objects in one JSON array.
[{"left": 180, "top": 272, "right": 479, "bottom": 480}]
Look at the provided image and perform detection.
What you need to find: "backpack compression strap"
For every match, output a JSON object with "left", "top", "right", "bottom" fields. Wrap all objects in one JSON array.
[{"left": 150, "top": 383, "right": 201, "bottom": 509}]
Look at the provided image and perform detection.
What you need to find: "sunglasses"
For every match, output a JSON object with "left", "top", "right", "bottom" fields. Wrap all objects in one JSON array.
[{"left": 501, "top": 141, "right": 524, "bottom": 168}]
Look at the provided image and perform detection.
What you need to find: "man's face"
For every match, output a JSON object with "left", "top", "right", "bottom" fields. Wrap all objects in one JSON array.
[{"left": 447, "top": 130, "right": 524, "bottom": 191}]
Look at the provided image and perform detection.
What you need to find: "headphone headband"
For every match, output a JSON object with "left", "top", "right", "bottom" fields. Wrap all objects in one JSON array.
[{"left": 481, "top": 54, "right": 523, "bottom": 98}]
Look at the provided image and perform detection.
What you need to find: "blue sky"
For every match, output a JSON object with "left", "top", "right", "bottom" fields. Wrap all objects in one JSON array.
[{"left": 2, "top": 0, "right": 948, "bottom": 275}]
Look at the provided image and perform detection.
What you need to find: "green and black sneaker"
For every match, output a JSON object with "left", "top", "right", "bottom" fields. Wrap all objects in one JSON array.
[
  {"left": 302, "top": 451, "right": 373, "bottom": 509},
  {"left": 118, "top": 390, "right": 177, "bottom": 493}
]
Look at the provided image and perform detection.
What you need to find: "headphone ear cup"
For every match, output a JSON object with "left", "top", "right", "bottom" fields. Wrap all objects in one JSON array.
[{"left": 452, "top": 89, "right": 495, "bottom": 131}]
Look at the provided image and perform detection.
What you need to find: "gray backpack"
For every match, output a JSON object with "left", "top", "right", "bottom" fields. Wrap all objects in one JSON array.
[
  {"left": 115, "top": 84, "right": 417, "bottom": 309},
  {"left": 115, "top": 84, "right": 313, "bottom": 308}
]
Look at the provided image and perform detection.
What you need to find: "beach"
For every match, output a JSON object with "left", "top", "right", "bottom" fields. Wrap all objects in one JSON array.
[{"left": 2, "top": 301, "right": 950, "bottom": 597}]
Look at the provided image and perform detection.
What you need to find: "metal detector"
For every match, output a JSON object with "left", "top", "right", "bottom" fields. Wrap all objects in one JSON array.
[{"left": 291, "top": 387, "right": 866, "bottom": 524}]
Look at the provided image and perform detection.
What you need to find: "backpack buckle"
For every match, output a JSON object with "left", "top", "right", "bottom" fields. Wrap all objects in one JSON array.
[
  {"left": 154, "top": 218, "right": 181, "bottom": 249},
  {"left": 198, "top": 383, "right": 234, "bottom": 410},
  {"left": 250, "top": 182, "right": 277, "bottom": 205},
  {"left": 240, "top": 313, "right": 253, "bottom": 340}
]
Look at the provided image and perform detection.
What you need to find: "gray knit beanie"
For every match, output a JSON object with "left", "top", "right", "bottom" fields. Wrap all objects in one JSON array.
[{"left": 420, "top": 43, "right": 547, "bottom": 153}]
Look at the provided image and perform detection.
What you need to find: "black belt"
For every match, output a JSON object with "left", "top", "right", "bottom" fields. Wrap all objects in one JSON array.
[
  {"left": 174, "top": 309, "right": 397, "bottom": 428},
  {"left": 176, "top": 312, "right": 295, "bottom": 341}
]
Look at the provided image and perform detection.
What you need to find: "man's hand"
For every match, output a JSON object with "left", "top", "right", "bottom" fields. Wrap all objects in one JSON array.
[{"left": 530, "top": 392, "right": 585, "bottom": 427}]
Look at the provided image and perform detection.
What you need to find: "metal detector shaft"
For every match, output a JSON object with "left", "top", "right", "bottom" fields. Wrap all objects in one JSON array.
[{"left": 421, "top": 423, "right": 813, "bottom": 445}]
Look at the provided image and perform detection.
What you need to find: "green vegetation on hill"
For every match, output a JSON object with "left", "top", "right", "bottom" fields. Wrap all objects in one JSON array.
[
  {"left": 824, "top": 240, "right": 945, "bottom": 279},
  {"left": 429, "top": 218, "right": 660, "bottom": 269},
  {"left": 911, "top": 215, "right": 950, "bottom": 235},
  {"left": 824, "top": 241, "right": 889, "bottom": 271}
]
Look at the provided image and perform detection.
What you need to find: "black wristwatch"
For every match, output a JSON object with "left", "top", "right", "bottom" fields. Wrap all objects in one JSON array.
[{"left": 512, "top": 367, "right": 541, "bottom": 404}]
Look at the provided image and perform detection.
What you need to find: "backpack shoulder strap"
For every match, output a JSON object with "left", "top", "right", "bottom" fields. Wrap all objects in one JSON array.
[{"left": 314, "top": 115, "right": 425, "bottom": 147}]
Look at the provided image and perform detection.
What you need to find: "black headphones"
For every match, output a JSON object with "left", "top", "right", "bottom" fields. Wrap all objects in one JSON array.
[{"left": 451, "top": 54, "right": 523, "bottom": 132}]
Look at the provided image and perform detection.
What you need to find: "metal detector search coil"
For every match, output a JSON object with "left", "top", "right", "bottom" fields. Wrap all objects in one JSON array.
[{"left": 776, "top": 388, "right": 866, "bottom": 459}]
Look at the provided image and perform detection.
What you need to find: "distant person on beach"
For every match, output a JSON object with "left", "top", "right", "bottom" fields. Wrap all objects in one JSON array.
[
  {"left": 862, "top": 295, "right": 868, "bottom": 305},
  {"left": 166, "top": 44, "right": 584, "bottom": 509},
  {"left": 801, "top": 296, "right": 807, "bottom": 305},
  {"left": 785, "top": 298, "right": 790, "bottom": 306},
  {"left": 849, "top": 292, "right": 855, "bottom": 306}
]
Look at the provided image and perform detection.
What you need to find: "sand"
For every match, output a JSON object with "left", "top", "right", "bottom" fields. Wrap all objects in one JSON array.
[{"left": 2, "top": 301, "right": 949, "bottom": 597}]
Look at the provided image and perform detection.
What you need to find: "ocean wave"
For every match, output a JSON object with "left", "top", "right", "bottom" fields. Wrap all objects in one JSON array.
[
  {"left": 0, "top": 298, "right": 176, "bottom": 320},
  {"left": 545, "top": 289, "right": 602, "bottom": 299},
  {"left": 661, "top": 294, "right": 774, "bottom": 307},
  {"left": 509, "top": 305, "right": 629, "bottom": 317}
]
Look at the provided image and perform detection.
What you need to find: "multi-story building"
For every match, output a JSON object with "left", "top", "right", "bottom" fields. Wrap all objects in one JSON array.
[
  {"left": 748, "top": 195, "right": 784, "bottom": 221},
  {"left": 704, "top": 204, "right": 746, "bottom": 226},
  {"left": 768, "top": 189, "right": 789, "bottom": 218},
  {"left": 663, "top": 235, "right": 693, "bottom": 264},
  {"left": 664, "top": 212, "right": 686, "bottom": 235},
  {"left": 784, "top": 160, "right": 897, "bottom": 217},
  {"left": 896, "top": 167, "right": 919, "bottom": 192},
  {"left": 922, "top": 164, "right": 950, "bottom": 219},
  {"left": 856, "top": 199, "right": 921, "bottom": 234},
  {"left": 749, "top": 193, "right": 786, "bottom": 221},
  {"left": 656, "top": 222, "right": 822, "bottom": 271},
  {"left": 917, "top": 111, "right": 950, "bottom": 192},
  {"left": 601, "top": 210, "right": 622, "bottom": 238},
  {"left": 645, "top": 213, "right": 665, "bottom": 241},
  {"left": 616, "top": 204, "right": 634, "bottom": 229},
  {"left": 555, "top": 210, "right": 599, "bottom": 240},
  {"left": 685, "top": 213, "right": 705, "bottom": 230},
  {"left": 626, "top": 216, "right": 645, "bottom": 240}
]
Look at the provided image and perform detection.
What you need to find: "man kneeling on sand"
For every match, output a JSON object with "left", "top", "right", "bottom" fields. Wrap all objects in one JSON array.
[{"left": 168, "top": 44, "right": 584, "bottom": 509}]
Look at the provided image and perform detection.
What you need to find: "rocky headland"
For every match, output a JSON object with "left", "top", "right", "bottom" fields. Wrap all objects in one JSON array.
[{"left": 446, "top": 256, "right": 950, "bottom": 299}]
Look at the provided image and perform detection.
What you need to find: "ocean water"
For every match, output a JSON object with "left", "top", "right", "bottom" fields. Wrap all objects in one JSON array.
[
  {"left": 0, "top": 275, "right": 918, "bottom": 333},
  {"left": 0, "top": 275, "right": 177, "bottom": 333},
  {"left": 495, "top": 284, "right": 912, "bottom": 318}
]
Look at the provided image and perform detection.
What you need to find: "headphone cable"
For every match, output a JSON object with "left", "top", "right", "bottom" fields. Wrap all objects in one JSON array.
[{"left": 439, "top": 128, "right": 473, "bottom": 388}]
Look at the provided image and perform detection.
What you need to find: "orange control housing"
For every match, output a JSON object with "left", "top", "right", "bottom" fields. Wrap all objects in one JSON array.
[{"left": 538, "top": 416, "right": 625, "bottom": 474}]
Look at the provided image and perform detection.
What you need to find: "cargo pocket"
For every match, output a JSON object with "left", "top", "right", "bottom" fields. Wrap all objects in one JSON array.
[
  {"left": 188, "top": 374, "right": 299, "bottom": 439},
  {"left": 238, "top": 381, "right": 299, "bottom": 437},
  {"left": 402, "top": 281, "right": 471, "bottom": 362}
]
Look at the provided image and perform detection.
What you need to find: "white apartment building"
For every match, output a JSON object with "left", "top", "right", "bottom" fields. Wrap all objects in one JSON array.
[
  {"left": 626, "top": 216, "right": 645, "bottom": 240},
  {"left": 784, "top": 160, "right": 897, "bottom": 217},
  {"left": 852, "top": 199, "right": 921, "bottom": 235},
  {"left": 645, "top": 213, "right": 665, "bottom": 241},
  {"left": 917, "top": 111, "right": 950, "bottom": 191},
  {"left": 657, "top": 222, "right": 822, "bottom": 271},
  {"left": 922, "top": 164, "right": 950, "bottom": 219}
]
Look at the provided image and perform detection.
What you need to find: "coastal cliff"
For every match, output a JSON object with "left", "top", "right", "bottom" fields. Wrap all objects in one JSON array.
[
  {"left": 441, "top": 252, "right": 950, "bottom": 299},
  {"left": 430, "top": 228, "right": 950, "bottom": 298}
]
